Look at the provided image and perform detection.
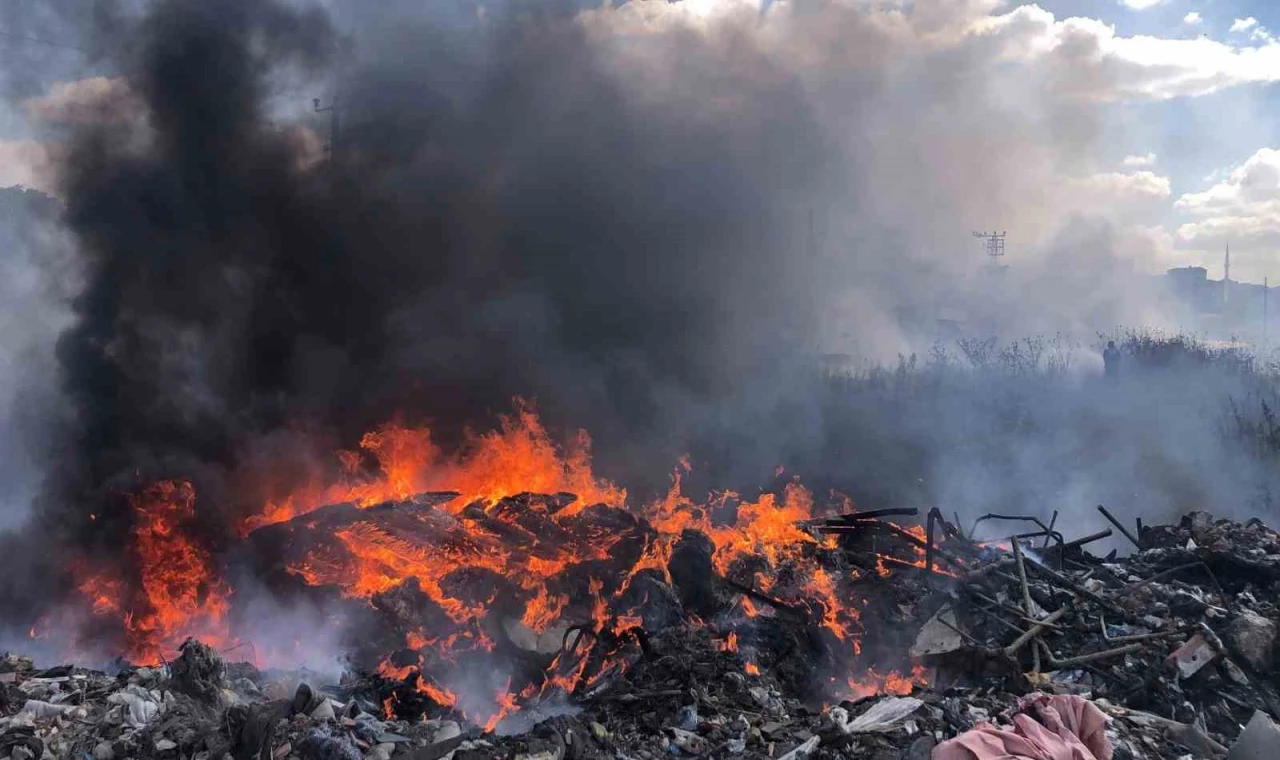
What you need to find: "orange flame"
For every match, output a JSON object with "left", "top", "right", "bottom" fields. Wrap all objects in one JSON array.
[
  {"left": 66, "top": 403, "right": 937, "bottom": 724},
  {"left": 75, "top": 480, "right": 231, "bottom": 663},
  {"left": 245, "top": 403, "right": 624, "bottom": 532}
]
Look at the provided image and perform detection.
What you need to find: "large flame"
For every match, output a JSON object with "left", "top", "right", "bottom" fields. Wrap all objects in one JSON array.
[
  {"left": 65, "top": 403, "right": 927, "bottom": 723},
  {"left": 73, "top": 480, "right": 231, "bottom": 663},
  {"left": 244, "top": 404, "right": 624, "bottom": 533}
]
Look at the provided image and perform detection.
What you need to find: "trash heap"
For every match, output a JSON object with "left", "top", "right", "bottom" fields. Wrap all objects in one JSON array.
[{"left": 4, "top": 508, "right": 1280, "bottom": 759}]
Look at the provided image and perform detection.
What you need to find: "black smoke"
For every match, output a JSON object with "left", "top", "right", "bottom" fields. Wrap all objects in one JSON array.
[{"left": 11, "top": 0, "right": 832, "bottom": 620}]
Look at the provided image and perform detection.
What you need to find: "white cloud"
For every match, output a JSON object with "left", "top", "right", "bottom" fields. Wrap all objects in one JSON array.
[
  {"left": 1174, "top": 148, "right": 1280, "bottom": 278},
  {"left": 1120, "top": 0, "right": 1164, "bottom": 9},
  {"left": 969, "top": 5, "right": 1280, "bottom": 101},
  {"left": 1122, "top": 152, "right": 1157, "bottom": 167},
  {"left": 1183, "top": 12, "right": 1202, "bottom": 26},
  {"left": 1177, "top": 148, "right": 1280, "bottom": 218},
  {"left": 1230, "top": 18, "right": 1258, "bottom": 34},
  {"left": 591, "top": 3, "right": 1280, "bottom": 104},
  {"left": 1071, "top": 170, "right": 1171, "bottom": 201}
]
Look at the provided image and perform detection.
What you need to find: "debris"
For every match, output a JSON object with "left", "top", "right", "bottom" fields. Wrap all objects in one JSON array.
[
  {"left": 933, "top": 694, "right": 1111, "bottom": 760},
  {"left": 775, "top": 735, "right": 819, "bottom": 760},
  {"left": 831, "top": 696, "right": 923, "bottom": 734},
  {"left": 1167, "top": 633, "right": 1218, "bottom": 679},
  {"left": 1227, "top": 711, "right": 1280, "bottom": 760},
  {"left": 169, "top": 637, "right": 227, "bottom": 704},
  {"left": 4, "top": 502, "right": 1280, "bottom": 758},
  {"left": 1224, "top": 610, "right": 1276, "bottom": 670},
  {"left": 911, "top": 605, "right": 965, "bottom": 657}
]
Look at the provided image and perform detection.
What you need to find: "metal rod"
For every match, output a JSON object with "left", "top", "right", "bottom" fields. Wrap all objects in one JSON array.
[
  {"left": 1046, "top": 643, "right": 1144, "bottom": 668},
  {"left": 1043, "top": 510, "right": 1059, "bottom": 549},
  {"left": 1063, "top": 529, "right": 1113, "bottom": 549},
  {"left": 813, "top": 508, "right": 921, "bottom": 525},
  {"left": 1005, "top": 606, "right": 1068, "bottom": 656},
  {"left": 925, "top": 509, "right": 937, "bottom": 575},
  {"left": 1096, "top": 505, "right": 1142, "bottom": 550},
  {"left": 1022, "top": 554, "right": 1139, "bottom": 623},
  {"left": 1012, "top": 539, "right": 1040, "bottom": 671}
]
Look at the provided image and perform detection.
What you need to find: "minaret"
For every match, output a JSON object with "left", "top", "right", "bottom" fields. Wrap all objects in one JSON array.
[{"left": 1224, "top": 243, "right": 1231, "bottom": 307}]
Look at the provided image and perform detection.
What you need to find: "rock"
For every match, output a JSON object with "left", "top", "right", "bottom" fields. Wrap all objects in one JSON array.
[
  {"left": 1225, "top": 610, "right": 1276, "bottom": 669},
  {"left": 425, "top": 719, "right": 462, "bottom": 744},
  {"left": 1221, "top": 657, "right": 1250, "bottom": 685},
  {"left": 155, "top": 739, "right": 178, "bottom": 751},
  {"left": 92, "top": 741, "right": 115, "bottom": 760}
]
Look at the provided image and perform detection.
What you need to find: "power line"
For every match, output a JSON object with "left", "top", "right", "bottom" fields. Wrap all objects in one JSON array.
[{"left": 0, "top": 28, "right": 87, "bottom": 53}]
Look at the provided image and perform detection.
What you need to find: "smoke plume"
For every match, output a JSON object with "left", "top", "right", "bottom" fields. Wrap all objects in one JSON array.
[{"left": 3, "top": 0, "right": 1273, "bottom": 644}]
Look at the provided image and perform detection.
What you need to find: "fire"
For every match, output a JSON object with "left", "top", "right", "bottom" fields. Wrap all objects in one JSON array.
[
  {"left": 840, "top": 666, "right": 928, "bottom": 700},
  {"left": 417, "top": 678, "right": 459, "bottom": 709},
  {"left": 244, "top": 403, "right": 624, "bottom": 532},
  {"left": 480, "top": 680, "right": 519, "bottom": 733},
  {"left": 64, "top": 402, "right": 938, "bottom": 725},
  {"left": 521, "top": 586, "right": 569, "bottom": 634},
  {"left": 74, "top": 480, "right": 231, "bottom": 663}
]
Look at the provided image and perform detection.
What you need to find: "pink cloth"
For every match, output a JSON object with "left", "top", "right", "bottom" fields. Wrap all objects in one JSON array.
[{"left": 932, "top": 694, "right": 1113, "bottom": 760}]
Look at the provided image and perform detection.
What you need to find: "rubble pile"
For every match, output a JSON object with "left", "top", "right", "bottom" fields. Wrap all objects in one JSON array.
[{"left": 6, "top": 505, "right": 1280, "bottom": 759}]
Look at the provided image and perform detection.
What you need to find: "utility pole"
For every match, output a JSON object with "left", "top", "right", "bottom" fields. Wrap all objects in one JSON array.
[
  {"left": 313, "top": 97, "right": 342, "bottom": 166},
  {"left": 972, "top": 231, "right": 1007, "bottom": 267}
]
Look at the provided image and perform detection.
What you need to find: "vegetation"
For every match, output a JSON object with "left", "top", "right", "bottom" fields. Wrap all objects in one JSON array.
[{"left": 802, "top": 330, "right": 1280, "bottom": 523}]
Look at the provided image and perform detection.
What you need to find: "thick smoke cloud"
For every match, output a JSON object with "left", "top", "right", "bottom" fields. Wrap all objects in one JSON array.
[
  {"left": 29, "top": 0, "right": 835, "bottom": 599},
  {"left": 5, "top": 0, "right": 1272, "bottom": 638}
]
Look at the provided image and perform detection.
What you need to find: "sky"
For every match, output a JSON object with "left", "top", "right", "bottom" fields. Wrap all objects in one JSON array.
[{"left": 1, "top": 0, "right": 1280, "bottom": 284}]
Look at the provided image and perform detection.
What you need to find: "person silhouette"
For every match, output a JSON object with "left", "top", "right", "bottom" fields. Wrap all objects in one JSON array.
[{"left": 1103, "top": 340, "right": 1120, "bottom": 381}]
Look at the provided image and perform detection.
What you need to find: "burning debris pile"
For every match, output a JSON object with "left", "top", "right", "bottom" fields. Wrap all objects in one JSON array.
[{"left": 7, "top": 492, "right": 1280, "bottom": 759}]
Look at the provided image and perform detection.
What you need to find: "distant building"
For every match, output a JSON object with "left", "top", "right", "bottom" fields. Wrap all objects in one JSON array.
[
  {"left": 1166, "top": 266, "right": 1218, "bottom": 314},
  {"left": 1164, "top": 265, "right": 1272, "bottom": 343}
]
